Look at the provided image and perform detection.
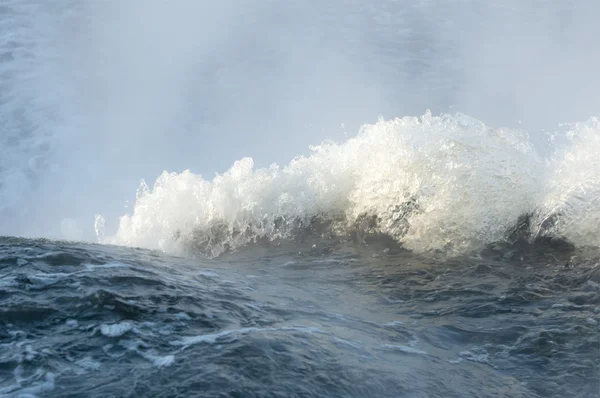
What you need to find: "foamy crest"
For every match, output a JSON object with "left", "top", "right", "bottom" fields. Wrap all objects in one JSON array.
[
  {"left": 534, "top": 118, "right": 600, "bottom": 247},
  {"left": 104, "top": 112, "right": 556, "bottom": 256},
  {"left": 342, "top": 113, "right": 542, "bottom": 252}
]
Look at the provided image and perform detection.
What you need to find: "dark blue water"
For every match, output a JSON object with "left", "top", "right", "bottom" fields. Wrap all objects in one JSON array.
[{"left": 1, "top": 236, "right": 598, "bottom": 397}]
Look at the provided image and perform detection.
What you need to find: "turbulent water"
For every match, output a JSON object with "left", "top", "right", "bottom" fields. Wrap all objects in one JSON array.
[
  {"left": 1, "top": 237, "right": 599, "bottom": 397},
  {"left": 1, "top": 1, "right": 600, "bottom": 397}
]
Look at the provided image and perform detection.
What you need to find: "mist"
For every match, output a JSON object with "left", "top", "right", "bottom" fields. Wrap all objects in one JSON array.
[{"left": 1, "top": 0, "right": 598, "bottom": 240}]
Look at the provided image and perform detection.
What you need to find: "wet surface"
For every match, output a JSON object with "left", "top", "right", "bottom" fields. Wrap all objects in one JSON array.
[{"left": 1, "top": 237, "right": 598, "bottom": 397}]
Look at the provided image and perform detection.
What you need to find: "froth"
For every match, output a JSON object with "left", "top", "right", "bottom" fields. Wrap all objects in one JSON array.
[
  {"left": 534, "top": 117, "right": 600, "bottom": 247},
  {"left": 102, "top": 112, "right": 598, "bottom": 256}
]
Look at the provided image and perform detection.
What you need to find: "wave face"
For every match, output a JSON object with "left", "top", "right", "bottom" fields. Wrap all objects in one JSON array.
[{"left": 102, "top": 112, "right": 599, "bottom": 257}]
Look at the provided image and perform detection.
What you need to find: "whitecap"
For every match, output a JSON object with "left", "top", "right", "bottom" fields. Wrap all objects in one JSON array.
[{"left": 100, "top": 321, "right": 134, "bottom": 337}]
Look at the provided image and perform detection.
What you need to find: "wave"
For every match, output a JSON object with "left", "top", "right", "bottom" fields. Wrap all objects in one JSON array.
[
  {"left": 98, "top": 112, "right": 600, "bottom": 257},
  {"left": 532, "top": 118, "right": 600, "bottom": 247}
]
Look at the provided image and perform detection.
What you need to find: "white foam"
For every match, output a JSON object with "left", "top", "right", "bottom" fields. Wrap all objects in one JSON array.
[
  {"left": 104, "top": 112, "right": 564, "bottom": 256},
  {"left": 171, "top": 326, "right": 324, "bottom": 348},
  {"left": 84, "top": 262, "right": 130, "bottom": 270},
  {"left": 100, "top": 321, "right": 134, "bottom": 337},
  {"left": 534, "top": 118, "right": 600, "bottom": 246},
  {"left": 381, "top": 344, "right": 427, "bottom": 355},
  {"left": 459, "top": 350, "right": 490, "bottom": 364},
  {"left": 105, "top": 338, "right": 176, "bottom": 368},
  {"left": 142, "top": 353, "right": 175, "bottom": 368}
]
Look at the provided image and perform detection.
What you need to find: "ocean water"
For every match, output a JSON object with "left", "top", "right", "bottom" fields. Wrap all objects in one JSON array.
[{"left": 1, "top": 1, "right": 599, "bottom": 397}]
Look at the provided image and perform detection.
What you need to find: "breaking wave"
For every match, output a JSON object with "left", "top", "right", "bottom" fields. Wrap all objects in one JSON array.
[{"left": 99, "top": 112, "right": 600, "bottom": 257}]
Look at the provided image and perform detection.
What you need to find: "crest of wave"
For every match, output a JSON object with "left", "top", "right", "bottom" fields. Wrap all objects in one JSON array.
[
  {"left": 534, "top": 117, "right": 600, "bottom": 247},
  {"left": 103, "top": 112, "right": 544, "bottom": 257}
]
